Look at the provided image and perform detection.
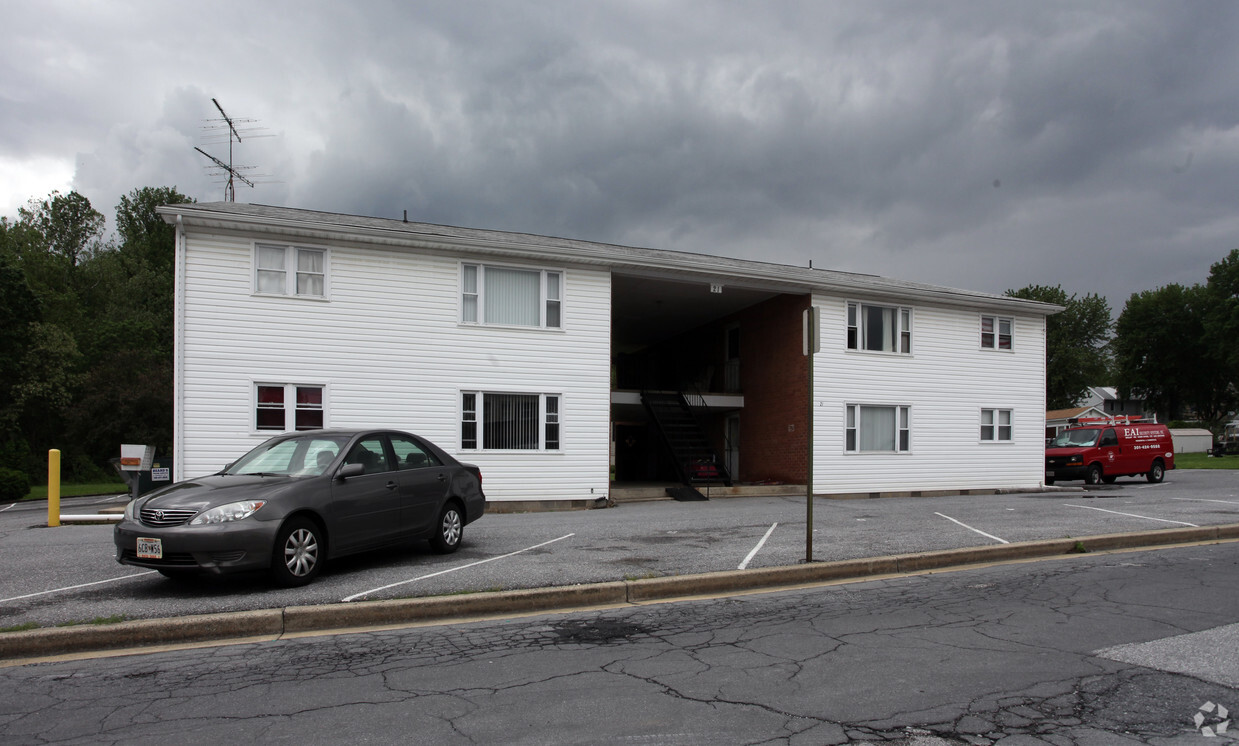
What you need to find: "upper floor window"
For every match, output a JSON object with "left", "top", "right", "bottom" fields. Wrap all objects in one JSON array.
[
  {"left": 981, "top": 315, "right": 1013, "bottom": 350},
  {"left": 462, "top": 263, "right": 562, "bottom": 328},
  {"left": 980, "top": 409, "right": 1013, "bottom": 442},
  {"left": 847, "top": 302, "right": 912, "bottom": 353},
  {"left": 256, "top": 384, "right": 324, "bottom": 431},
  {"left": 256, "top": 245, "right": 326, "bottom": 298}
]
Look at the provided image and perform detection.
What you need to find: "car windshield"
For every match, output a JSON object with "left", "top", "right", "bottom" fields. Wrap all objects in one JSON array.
[
  {"left": 1048, "top": 428, "right": 1101, "bottom": 448},
  {"left": 225, "top": 435, "right": 352, "bottom": 477}
]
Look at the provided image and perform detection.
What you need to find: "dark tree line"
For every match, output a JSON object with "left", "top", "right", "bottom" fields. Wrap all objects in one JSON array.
[
  {"left": 0, "top": 187, "right": 193, "bottom": 483},
  {"left": 1113, "top": 250, "right": 1239, "bottom": 431},
  {"left": 1008, "top": 250, "right": 1239, "bottom": 434}
]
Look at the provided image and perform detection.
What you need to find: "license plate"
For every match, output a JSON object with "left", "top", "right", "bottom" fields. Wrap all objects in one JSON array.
[
  {"left": 137, "top": 537, "right": 163, "bottom": 559},
  {"left": 1045, "top": 470, "right": 1055, "bottom": 478}
]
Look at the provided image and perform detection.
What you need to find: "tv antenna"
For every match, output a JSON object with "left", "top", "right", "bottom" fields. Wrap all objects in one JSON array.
[{"left": 195, "top": 98, "right": 270, "bottom": 201}]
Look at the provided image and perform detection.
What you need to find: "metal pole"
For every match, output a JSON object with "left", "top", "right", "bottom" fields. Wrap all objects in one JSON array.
[
  {"left": 806, "top": 350, "right": 813, "bottom": 562},
  {"left": 47, "top": 449, "right": 60, "bottom": 528}
]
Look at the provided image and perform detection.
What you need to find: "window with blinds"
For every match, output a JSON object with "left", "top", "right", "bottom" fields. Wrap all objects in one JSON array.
[
  {"left": 845, "top": 404, "right": 910, "bottom": 453},
  {"left": 461, "top": 263, "right": 562, "bottom": 328},
  {"left": 461, "top": 392, "right": 561, "bottom": 450}
]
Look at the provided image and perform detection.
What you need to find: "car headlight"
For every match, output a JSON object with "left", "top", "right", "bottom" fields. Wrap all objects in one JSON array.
[
  {"left": 124, "top": 500, "right": 136, "bottom": 521},
  {"left": 189, "top": 500, "right": 266, "bottom": 525}
]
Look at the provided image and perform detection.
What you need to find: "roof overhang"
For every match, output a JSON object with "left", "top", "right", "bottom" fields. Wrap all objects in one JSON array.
[{"left": 159, "top": 202, "right": 1063, "bottom": 316}]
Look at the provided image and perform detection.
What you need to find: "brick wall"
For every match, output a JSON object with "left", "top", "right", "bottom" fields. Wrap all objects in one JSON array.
[{"left": 731, "top": 294, "right": 810, "bottom": 483}]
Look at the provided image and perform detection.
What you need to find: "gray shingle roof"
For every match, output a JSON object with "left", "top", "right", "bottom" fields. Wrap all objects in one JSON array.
[{"left": 159, "top": 201, "right": 1061, "bottom": 315}]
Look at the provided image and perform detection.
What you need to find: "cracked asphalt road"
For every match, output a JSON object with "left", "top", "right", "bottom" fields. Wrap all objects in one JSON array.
[{"left": 2, "top": 541, "right": 1237, "bottom": 744}]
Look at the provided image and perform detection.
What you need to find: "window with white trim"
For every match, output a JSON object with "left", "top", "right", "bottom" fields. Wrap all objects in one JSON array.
[
  {"left": 981, "top": 315, "right": 1013, "bottom": 350},
  {"left": 255, "top": 244, "right": 327, "bottom": 297},
  {"left": 847, "top": 302, "right": 912, "bottom": 353},
  {"left": 461, "top": 263, "right": 562, "bottom": 328},
  {"left": 845, "top": 404, "right": 910, "bottom": 453},
  {"left": 256, "top": 384, "right": 324, "bottom": 431},
  {"left": 461, "top": 392, "right": 561, "bottom": 450},
  {"left": 980, "top": 409, "right": 1013, "bottom": 442}
]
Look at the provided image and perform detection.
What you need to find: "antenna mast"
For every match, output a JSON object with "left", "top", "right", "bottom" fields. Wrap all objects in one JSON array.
[{"left": 196, "top": 97, "right": 265, "bottom": 202}]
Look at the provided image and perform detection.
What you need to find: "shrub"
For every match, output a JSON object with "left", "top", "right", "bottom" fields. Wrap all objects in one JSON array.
[{"left": 0, "top": 467, "right": 30, "bottom": 502}]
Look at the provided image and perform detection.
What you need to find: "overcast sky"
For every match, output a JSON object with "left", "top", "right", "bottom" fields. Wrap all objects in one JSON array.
[{"left": 4, "top": 1, "right": 1238, "bottom": 310}]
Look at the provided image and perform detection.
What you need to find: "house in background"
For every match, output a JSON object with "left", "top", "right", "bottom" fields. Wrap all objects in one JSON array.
[
  {"left": 1079, "top": 386, "right": 1153, "bottom": 422},
  {"left": 1044, "top": 405, "right": 1109, "bottom": 440},
  {"left": 158, "top": 202, "right": 1059, "bottom": 507}
]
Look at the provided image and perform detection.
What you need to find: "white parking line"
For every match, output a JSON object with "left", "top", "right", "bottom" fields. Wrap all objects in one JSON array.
[
  {"left": 0, "top": 571, "right": 158, "bottom": 604},
  {"left": 1064, "top": 504, "right": 1199, "bottom": 527},
  {"left": 342, "top": 533, "right": 575, "bottom": 603},
  {"left": 934, "top": 513, "right": 1009, "bottom": 544},
  {"left": 1170, "top": 497, "right": 1239, "bottom": 506},
  {"left": 738, "top": 523, "right": 778, "bottom": 570},
  {"left": 0, "top": 503, "right": 14, "bottom": 513}
]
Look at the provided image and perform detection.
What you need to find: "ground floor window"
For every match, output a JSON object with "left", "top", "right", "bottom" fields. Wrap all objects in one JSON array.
[
  {"left": 256, "top": 384, "right": 324, "bottom": 431},
  {"left": 981, "top": 409, "right": 1013, "bottom": 442},
  {"left": 845, "top": 404, "right": 910, "bottom": 453},
  {"left": 461, "top": 392, "right": 561, "bottom": 450}
]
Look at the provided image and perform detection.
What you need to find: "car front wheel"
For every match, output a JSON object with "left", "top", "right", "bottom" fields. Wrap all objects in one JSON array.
[
  {"left": 429, "top": 501, "right": 464, "bottom": 554},
  {"left": 1085, "top": 464, "right": 1104, "bottom": 485},
  {"left": 1147, "top": 460, "right": 1165, "bottom": 483},
  {"left": 271, "top": 517, "right": 323, "bottom": 586}
]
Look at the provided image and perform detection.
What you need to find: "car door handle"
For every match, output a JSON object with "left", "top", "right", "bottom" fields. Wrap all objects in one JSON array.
[
  {"left": 385, "top": 481, "right": 398, "bottom": 490},
  {"left": 437, "top": 473, "right": 447, "bottom": 482}
]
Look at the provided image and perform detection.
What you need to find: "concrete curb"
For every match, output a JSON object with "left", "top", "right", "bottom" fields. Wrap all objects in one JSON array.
[{"left": 4, "top": 523, "right": 1238, "bottom": 663}]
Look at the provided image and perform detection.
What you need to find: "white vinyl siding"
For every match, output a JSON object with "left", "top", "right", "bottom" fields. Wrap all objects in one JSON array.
[
  {"left": 178, "top": 233, "right": 609, "bottom": 502},
  {"left": 815, "top": 295, "right": 1046, "bottom": 493}
]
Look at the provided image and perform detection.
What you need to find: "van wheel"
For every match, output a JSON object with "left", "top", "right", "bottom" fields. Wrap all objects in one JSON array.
[
  {"left": 1147, "top": 460, "right": 1165, "bottom": 483},
  {"left": 1085, "top": 464, "right": 1104, "bottom": 485}
]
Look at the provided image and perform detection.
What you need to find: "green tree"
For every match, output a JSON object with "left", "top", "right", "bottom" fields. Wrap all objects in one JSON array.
[
  {"left": 1113, "top": 282, "right": 1234, "bottom": 427},
  {"left": 17, "top": 190, "right": 105, "bottom": 267},
  {"left": 64, "top": 187, "right": 193, "bottom": 465},
  {"left": 1204, "top": 249, "right": 1239, "bottom": 385},
  {"left": 1006, "top": 284, "right": 1113, "bottom": 409}
]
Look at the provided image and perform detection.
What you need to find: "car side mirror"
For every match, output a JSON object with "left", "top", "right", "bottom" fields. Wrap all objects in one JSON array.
[{"left": 338, "top": 463, "right": 365, "bottom": 480}]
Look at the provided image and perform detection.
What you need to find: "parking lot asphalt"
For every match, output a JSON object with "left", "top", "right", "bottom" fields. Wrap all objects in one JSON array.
[{"left": 1, "top": 469, "right": 1238, "bottom": 662}]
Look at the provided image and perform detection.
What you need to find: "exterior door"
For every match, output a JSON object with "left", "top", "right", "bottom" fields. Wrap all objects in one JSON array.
[{"left": 725, "top": 415, "right": 740, "bottom": 481}]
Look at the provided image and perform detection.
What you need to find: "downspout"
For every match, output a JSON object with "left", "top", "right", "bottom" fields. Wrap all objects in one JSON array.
[{"left": 174, "top": 214, "right": 186, "bottom": 481}]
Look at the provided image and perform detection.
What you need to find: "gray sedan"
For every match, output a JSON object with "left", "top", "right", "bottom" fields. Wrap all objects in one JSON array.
[{"left": 114, "top": 429, "right": 485, "bottom": 586}]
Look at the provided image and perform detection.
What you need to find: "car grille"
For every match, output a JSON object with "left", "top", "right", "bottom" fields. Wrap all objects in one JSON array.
[{"left": 139, "top": 507, "right": 198, "bottom": 527}]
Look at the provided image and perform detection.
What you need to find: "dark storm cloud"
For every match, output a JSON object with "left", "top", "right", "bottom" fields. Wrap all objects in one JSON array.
[{"left": 5, "top": 1, "right": 1239, "bottom": 307}]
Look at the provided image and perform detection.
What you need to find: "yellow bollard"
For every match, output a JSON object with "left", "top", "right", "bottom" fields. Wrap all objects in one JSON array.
[{"left": 48, "top": 449, "right": 60, "bottom": 527}]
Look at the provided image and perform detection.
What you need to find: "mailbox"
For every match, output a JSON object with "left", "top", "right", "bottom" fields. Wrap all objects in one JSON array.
[{"left": 120, "top": 444, "right": 155, "bottom": 472}]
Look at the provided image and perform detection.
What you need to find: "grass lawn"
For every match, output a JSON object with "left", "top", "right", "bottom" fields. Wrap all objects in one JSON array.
[
  {"left": 1174, "top": 452, "right": 1239, "bottom": 470},
  {"left": 21, "top": 482, "right": 129, "bottom": 501}
]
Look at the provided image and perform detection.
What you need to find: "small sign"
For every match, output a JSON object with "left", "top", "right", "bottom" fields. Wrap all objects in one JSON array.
[
  {"left": 710, "top": 283, "right": 723, "bottom": 294},
  {"left": 151, "top": 467, "right": 171, "bottom": 482}
]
